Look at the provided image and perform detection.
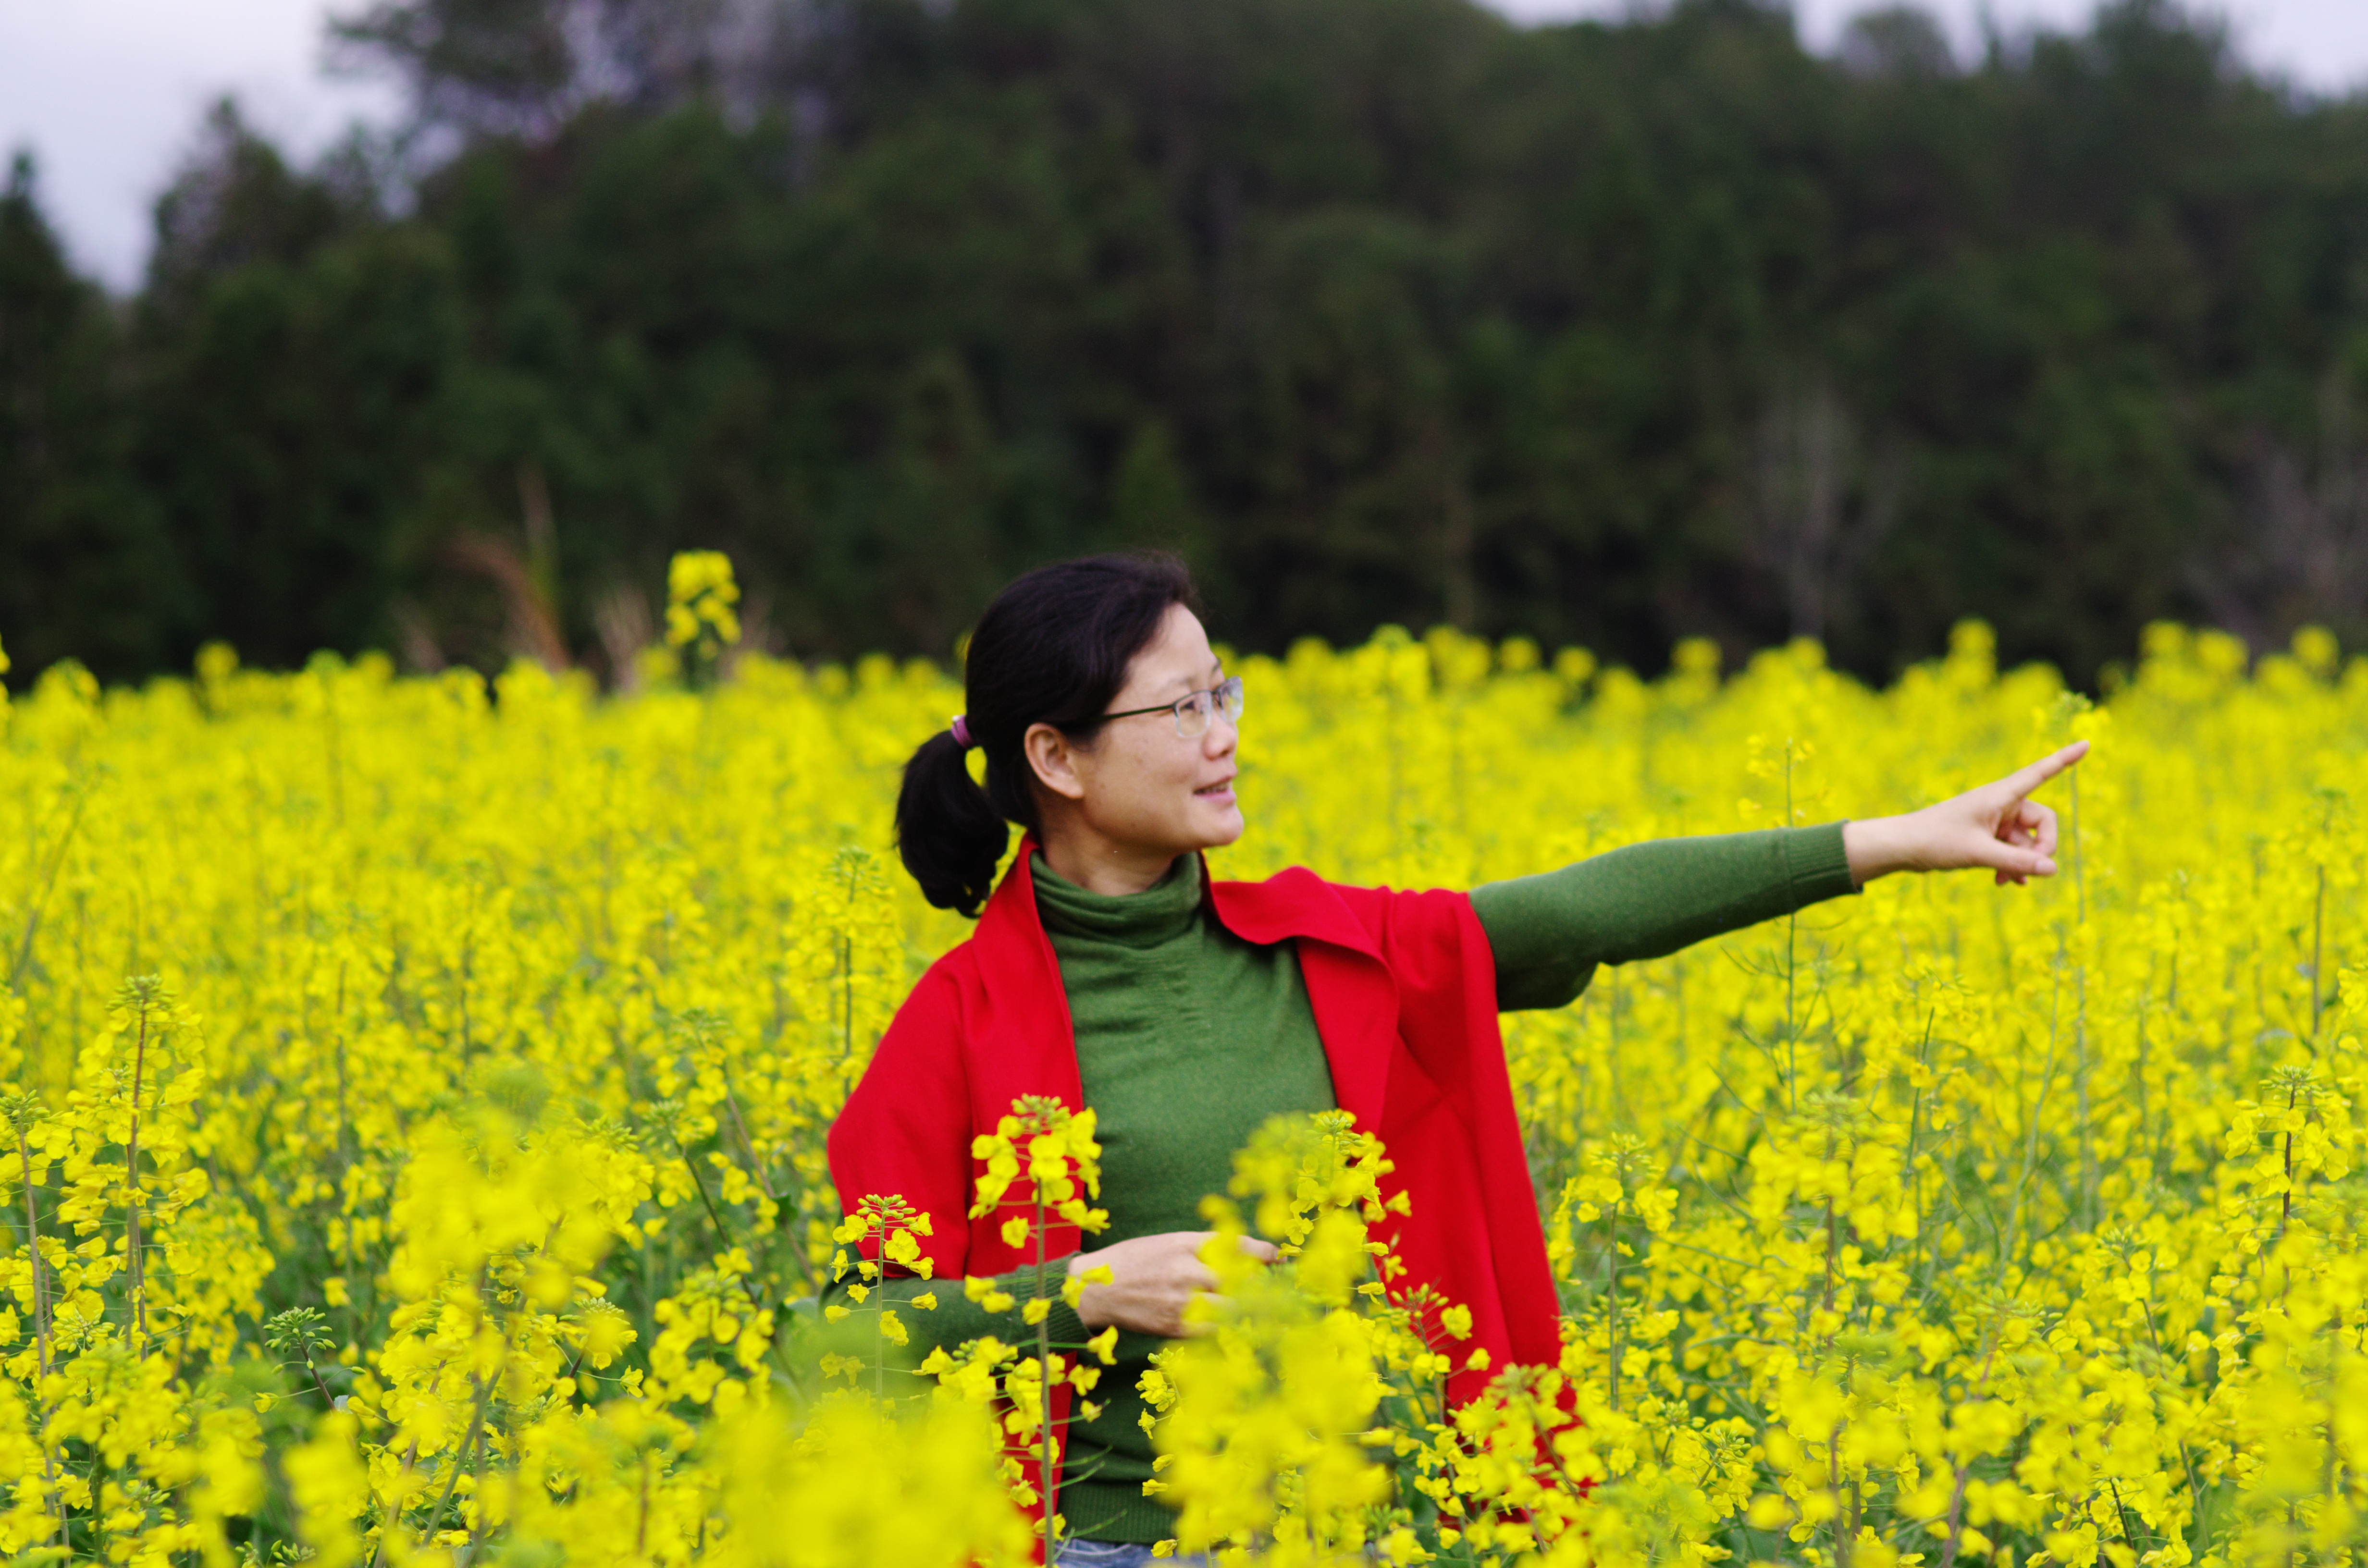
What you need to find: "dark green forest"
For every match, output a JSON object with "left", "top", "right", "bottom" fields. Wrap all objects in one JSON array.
[{"left": 6, "top": 0, "right": 2368, "bottom": 688}]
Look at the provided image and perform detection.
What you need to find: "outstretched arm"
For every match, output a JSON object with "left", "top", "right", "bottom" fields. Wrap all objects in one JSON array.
[
  {"left": 1472, "top": 824, "right": 1859, "bottom": 1011},
  {"left": 1471, "top": 742, "right": 2089, "bottom": 1011},
  {"left": 1841, "top": 741, "right": 2086, "bottom": 887}
]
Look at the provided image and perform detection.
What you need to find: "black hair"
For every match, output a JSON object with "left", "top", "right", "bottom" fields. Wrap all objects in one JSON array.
[{"left": 896, "top": 553, "right": 1199, "bottom": 917}]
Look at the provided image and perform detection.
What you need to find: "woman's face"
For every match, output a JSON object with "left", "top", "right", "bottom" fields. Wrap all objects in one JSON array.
[{"left": 1025, "top": 604, "right": 1243, "bottom": 864}]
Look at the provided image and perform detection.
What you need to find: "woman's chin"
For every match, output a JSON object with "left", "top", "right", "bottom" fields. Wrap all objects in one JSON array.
[{"left": 1193, "top": 803, "right": 1246, "bottom": 847}]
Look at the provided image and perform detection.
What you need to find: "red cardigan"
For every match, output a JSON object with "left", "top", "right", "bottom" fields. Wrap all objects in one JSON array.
[{"left": 826, "top": 845, "right": 1563, "bottom": 1510}]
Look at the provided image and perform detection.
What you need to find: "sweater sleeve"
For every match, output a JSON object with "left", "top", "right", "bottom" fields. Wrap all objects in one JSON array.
[
  {"left": 819, "top": 1255, "right": 1092, "bottom": 1362},
  {"left": 1469, "top": 822, "right": 1859, "bottom": 1012}
]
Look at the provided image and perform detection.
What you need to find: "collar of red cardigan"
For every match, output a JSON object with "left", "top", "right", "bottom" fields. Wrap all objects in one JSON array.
[{"left": 966, "top": 840, "right": 1403, "bottom": 1136}]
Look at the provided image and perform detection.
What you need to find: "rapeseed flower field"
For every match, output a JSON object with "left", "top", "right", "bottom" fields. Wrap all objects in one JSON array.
[{"left": 1, "top": 575, "right": 2364, "bottom": 1567}]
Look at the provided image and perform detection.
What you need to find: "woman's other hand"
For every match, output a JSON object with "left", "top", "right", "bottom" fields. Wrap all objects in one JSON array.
[
  {"left": 1067, "top": 1231, "right": 1278, "bottom": 1337},
  {"left": 1842, "top": 741, "right": 2088, "bottom": 887}
]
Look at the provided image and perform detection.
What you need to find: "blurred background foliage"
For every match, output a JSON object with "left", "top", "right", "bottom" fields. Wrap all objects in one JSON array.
[{"left": 6, "top": 0, "right": 2368, "bottom": 688}]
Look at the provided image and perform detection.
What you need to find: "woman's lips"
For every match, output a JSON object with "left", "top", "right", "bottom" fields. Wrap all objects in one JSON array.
[{"left": 1195, "top": 778, "right": 1236, "bottom": 802}]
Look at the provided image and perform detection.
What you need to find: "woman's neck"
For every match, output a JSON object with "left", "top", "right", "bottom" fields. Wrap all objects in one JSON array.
[{"left": 1035, "top": 814, "right": 1182, "bottom": 896}]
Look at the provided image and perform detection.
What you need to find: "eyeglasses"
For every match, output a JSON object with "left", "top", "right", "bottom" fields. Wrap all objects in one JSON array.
[{"left": 1094, "top": 675, "right": 1246, "bottom": 738}]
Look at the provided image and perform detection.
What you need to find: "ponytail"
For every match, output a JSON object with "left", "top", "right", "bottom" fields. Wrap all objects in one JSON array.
[
  {"left": 893, "top": 552, "right": 1197, "bottom": 917},
  {"left": 894, "top": 728, "right": 1009, "bottom": 917}
]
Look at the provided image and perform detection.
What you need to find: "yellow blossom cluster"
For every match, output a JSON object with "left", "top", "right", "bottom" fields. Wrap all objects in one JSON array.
[
  {"left": 1, "top": 591, "right": 2365, "bottom": 1565},
  {"left": 666, "top": 552, "right": 744, "bottom": 659}
]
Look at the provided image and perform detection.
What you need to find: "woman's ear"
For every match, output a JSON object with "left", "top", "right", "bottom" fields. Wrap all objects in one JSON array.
[{"left": 1023, "top": 722, "right": 1090, "bottom": 802}]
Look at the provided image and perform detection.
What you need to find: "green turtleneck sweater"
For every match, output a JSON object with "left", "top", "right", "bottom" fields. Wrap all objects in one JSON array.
[{"left": 826, "top": 824, "right": 1858, "bottom": 1542}]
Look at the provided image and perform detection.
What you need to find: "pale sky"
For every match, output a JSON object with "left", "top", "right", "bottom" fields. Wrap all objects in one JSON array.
[{"left": 5, "top": 0, "right": 2368, "bottom": 293}]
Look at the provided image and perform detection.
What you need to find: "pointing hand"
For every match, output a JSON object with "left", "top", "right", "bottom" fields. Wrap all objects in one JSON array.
[{"left": 1842, "top": 741, "right": 2088, "bottom": 887}]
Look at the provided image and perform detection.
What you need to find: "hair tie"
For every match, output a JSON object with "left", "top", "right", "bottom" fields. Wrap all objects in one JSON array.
[{"left": 950, "top": 715, "right": 975, "bottom": 749}]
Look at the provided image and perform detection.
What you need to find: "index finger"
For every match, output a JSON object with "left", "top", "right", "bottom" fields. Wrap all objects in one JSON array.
[
  {"left": 1997, "top": 740, "right": 2088, "bottom": 800},
  {"left": 1236, "top": 1236, "right": 1280, "bottom": 1263}
]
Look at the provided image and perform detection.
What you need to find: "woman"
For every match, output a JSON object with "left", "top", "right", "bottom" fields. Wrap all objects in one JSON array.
[{"left": 826, "top": 554, "right": 2081, "bottom": 1564}]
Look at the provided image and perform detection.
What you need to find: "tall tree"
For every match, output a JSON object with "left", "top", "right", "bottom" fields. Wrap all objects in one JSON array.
[{"left": 0, "top": 155, "right": 182, "bottom": 680}]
